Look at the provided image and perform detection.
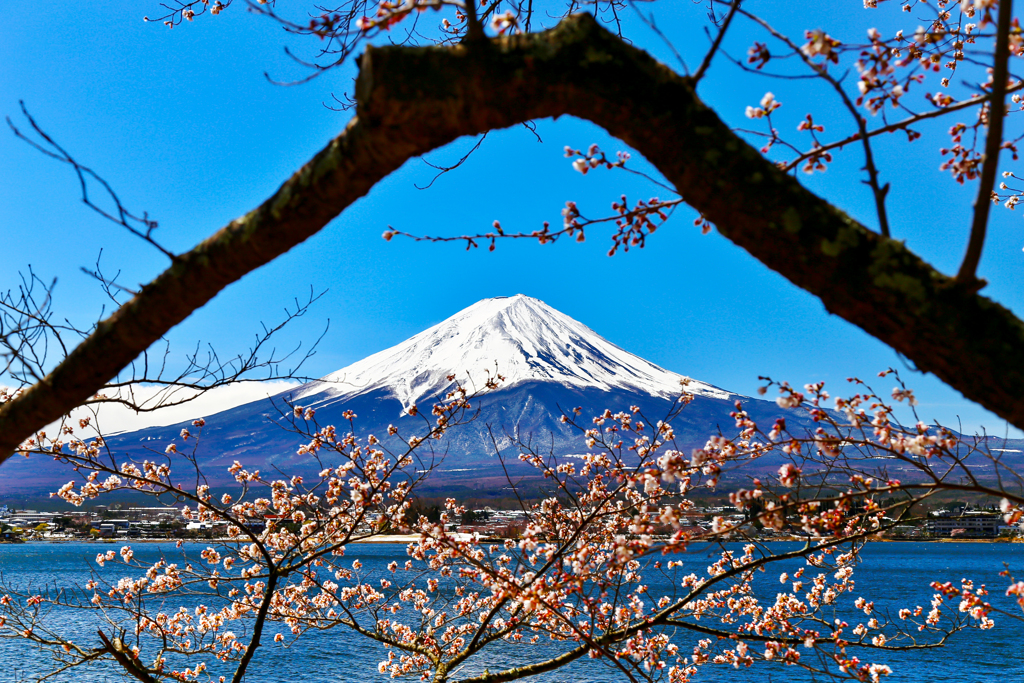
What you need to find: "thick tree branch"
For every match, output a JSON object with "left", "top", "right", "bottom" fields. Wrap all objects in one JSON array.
[
  {"left": 95, "top": 630, "right": 159, "bottom": 683},
  {"left": 4, "top": 13, "right": 1024, "bottom": 464},
  {"left": 0, "top": 87, "right": 445, "bottom": 459},
  {"left": 351, "top": 14, "right": 1024, "bottom": 433}
]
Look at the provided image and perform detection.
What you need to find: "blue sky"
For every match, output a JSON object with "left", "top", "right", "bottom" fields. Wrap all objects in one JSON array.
[{"left": 4, "top": 1, "right": 1023, "bottom": 436}]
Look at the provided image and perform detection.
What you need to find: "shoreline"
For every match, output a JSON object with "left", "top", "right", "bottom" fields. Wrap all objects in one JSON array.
[
  {"left": 4, "top": 534, "right": 427, "bottom": 545},
  {"left": 7, "top": 534, "right": 1022, "bottom": 546}
]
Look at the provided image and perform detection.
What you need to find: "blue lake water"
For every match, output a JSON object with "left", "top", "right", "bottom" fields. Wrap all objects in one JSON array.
[{"left": 1, "top": 541, "right": 1023, "bottom": 682}]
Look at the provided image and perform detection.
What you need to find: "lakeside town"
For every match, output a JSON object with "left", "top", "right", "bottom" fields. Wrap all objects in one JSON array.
[{"left": 1, "top": 502, "right": 1019, "bottom": 543}]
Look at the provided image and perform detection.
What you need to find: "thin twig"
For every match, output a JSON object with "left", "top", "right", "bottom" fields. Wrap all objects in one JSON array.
[
  {"left": 7, "top": 102, "right": 175, "bottom": 260},
  {"left": 416, "top": 133, "right": 488, "bottom": 190},
  {"left": 692, "top": 0, "right": 740, "bottom": 83}
]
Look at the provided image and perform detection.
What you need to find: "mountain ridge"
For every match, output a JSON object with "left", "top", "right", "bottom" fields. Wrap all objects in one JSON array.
[
  {"left": 292, "top": 294, "right": 736, "bottom": 413},
  {"left": 9, "top": 295, "right": 999, "bottom": 499}
]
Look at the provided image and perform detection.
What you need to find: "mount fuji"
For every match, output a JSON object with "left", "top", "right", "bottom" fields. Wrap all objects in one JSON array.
[
  {"left": 1, "top": 295, "right": 812, "bottom": 498},
  {"left": 292, "top": 295, "right": 734, "bottom": 412}
]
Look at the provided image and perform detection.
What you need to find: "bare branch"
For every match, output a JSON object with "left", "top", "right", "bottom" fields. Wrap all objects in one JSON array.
[
  {"left": 7, "top": 102, "right": 175, "bottom": 260},
  {"left": 691, "top": 0, "right": 740, "bottom": 83}
]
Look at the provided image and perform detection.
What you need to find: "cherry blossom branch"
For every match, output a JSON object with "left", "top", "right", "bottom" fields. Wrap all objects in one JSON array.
[
  {"left": 782, "top": 86, "right": 1022, "bottom": 173},
  {"left": 957, "top": 0, "right": 1015, "bottom": 287},
  {"left": 733, "top": 7, "right": 892, "bottom": 236},
  {"left": 4, "top": 383, "right": 487, "bottom": 681},
  {"left": 143, "top": 0, "right": 230, "bottom": 27},
  {"left": 413, "top": 396, "right": 934, "bottom": 678},
  {"left": 96, "top": 629, "right": 160, "bottom": 683},
  {"left": 7, "top": 371, "right": 1019, "bottom": 682},
  {"left": 386, "top": 195, "right": 682, "bottom": 254},
  {"left": 230, "top": 571, "right": 278, "bottom": 683}
]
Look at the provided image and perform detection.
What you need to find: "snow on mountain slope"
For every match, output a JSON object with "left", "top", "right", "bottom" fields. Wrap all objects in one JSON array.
[
  {"left": 0, "top": 296, "right": 836, "bottom": 498},
  {"left": 293, "top": 295, "right": 735, "bottom": 410}
]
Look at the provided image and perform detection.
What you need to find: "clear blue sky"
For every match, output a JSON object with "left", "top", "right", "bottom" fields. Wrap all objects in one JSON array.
[{"left": 3, "top": 2, "right": 1022, "bottom": 436}]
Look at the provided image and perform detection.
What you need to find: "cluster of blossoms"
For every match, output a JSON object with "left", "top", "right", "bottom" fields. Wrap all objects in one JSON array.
[
  {"left": 853, "top": 26, "right": 925, "bottom": 113},
  {"left": 344, "top": 374, "right": 1009, "bottom": 680},
  {"left": 744, "top": 92, "right": 784, "bottom": 154},
  {"left": 355, "top": 0, "right": 450, "bottom": 33},
  {"left": 143, "top": 0, "right": 230, "bottom": 27},
  {"left": 6, "top": 367, "right": 1024, "bottom": 682},
  {"left": 711, "top": 0, "right": 1024, "bottom": 242},
  {"left": 561, "top": 144, "right": 683, "bottom": 255},
  {"left": 567, "top": 143, "right": 633, "bottom": 175},
  {"left": 1, "top": 375, "right": 494, "bottom": 680},
  {"left": 745, "top": 92, "right": 781, "bottom": 120},
  {"left": 802, "top": 29, "right": 842, "bottom": 64}
]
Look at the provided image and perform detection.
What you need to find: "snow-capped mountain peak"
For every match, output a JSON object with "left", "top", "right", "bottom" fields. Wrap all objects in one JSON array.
[{"left": 294, "top": 295, "right": 734, "bottom": 411}]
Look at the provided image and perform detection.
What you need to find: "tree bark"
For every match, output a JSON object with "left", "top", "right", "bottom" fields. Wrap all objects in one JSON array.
[{"left": 2, "top": 13, "right": 1023, "bottom": 462}]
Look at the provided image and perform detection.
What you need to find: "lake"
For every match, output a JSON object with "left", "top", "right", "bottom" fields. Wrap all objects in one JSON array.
[{"left": 1, "top": 541, "right": 1022, "bottom": 682}]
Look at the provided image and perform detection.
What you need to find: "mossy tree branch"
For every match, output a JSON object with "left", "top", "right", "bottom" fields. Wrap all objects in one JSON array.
[{"left": 2, "top": 13, "right": 1023, "bottom": 463}]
